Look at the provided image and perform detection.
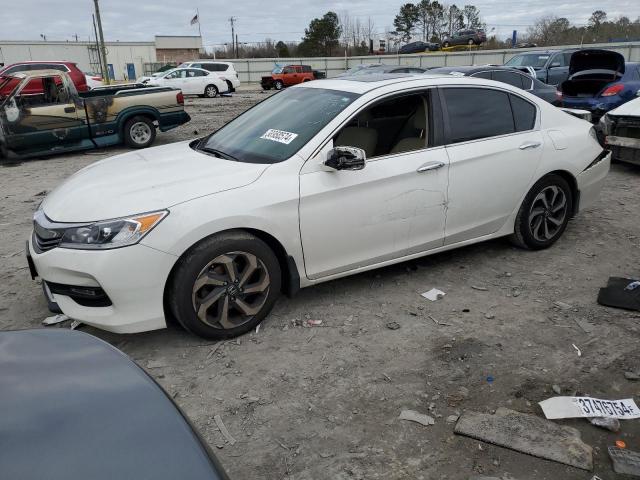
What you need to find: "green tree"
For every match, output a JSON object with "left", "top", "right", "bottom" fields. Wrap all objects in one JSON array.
[
  {"left": 393, "top": 3, "right": 420, "bottom": 43},
  {"left": 275, "top": 41, "right": 290, "bottom": 57},
  {"left": 299, "top": 11, "right": 342, "bottom": 56}
]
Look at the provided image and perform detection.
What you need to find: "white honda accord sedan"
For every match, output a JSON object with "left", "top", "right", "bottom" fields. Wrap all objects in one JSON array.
[{"left": 28, "top": 74, "right": 610, "bottom": 339}]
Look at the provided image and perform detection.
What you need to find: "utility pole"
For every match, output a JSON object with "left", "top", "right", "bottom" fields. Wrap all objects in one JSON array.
[
  {"left": 93, "top": 0, "right": 110, "bottom": 84},
  {"left": 229, "top": 17, "right": 236, "bottom": 58},
  {"left": 92, "top": 14, "right": 104, "bottom": 80}
]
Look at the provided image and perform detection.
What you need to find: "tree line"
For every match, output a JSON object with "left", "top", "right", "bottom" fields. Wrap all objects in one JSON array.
[{"left": 204, "top": 8, "right": 640, "bottom": 59}]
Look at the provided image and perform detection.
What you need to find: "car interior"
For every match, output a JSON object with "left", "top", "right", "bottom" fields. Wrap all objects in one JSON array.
[
  {"left": 333, "top": 92, "right": 434, "bottom": 158},
  {"left": 18, "top": 76, "right": 69, "bottom": 107}
]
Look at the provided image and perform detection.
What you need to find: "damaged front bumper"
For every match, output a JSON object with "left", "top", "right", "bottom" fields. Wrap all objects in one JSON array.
[{"left": 601, "top": 114, "right": 640, "bottom": 165}]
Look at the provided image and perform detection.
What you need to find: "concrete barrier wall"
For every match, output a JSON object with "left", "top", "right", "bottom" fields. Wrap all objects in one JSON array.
[{"left": 227, "top": 41, "right": 640, "bottom": 84}]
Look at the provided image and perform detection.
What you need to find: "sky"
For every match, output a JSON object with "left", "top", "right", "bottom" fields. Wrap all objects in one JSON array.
[{"left": 2, "top": 0, "right": 639, "bottom": 48}]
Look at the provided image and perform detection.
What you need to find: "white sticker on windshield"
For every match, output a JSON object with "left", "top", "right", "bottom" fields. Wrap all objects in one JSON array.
[{"left": 260, "top": 129, "right": 298, "bottom": 145}]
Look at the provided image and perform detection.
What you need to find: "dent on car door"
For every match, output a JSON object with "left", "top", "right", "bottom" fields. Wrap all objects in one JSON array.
[
  {"left": 441, "top": 87, "right": 543, "bottom": 244},
  {"left": 2, "top": 76, "right": 88, "bottom": 154},
  {"left": 299, "top": 90, "right": 449, "bottom": 280}
]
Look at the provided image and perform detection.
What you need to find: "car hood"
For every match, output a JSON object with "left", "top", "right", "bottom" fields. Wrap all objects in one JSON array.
[
  {"left": 606, "top": 96, "right": 640, "bottom": 117},
  {"left": 569, "top": 49, "right": 625, "bottom": 76},
  {"left": 42, "top": 141, "right": 269, "bottom": 222}
]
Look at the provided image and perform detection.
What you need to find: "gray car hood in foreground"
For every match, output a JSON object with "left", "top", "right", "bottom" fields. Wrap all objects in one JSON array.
[
  {"left": 0, "top": 329, "right": 228, "bottom": 480},
  {"left": 42, "top": 140, "right": 269, "bottom": 222}
]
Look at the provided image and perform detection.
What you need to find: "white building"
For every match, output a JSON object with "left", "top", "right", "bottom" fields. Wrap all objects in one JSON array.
[{"left": 0, "top": 36, "right": 203, "bottom": 81}]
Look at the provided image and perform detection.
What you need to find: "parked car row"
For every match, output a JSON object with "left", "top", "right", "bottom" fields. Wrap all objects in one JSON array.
[{"left": 398, "top": 29, "right": 487, "bottom": 53}]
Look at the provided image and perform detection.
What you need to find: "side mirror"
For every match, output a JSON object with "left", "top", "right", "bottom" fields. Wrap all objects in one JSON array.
[{"left": 325, "top": 146, "right": 366, "bottom": 171}]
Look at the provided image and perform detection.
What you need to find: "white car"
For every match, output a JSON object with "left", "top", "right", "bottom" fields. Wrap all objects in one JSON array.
[
  {"left": 178, "top": 61, "right": 240, "bottom": 92},
  {"left": 84, "top": 72, "right": 104, "bottom": 89},
  {"left": 147, "top": 67, "right": 228, "bottom": 98},
  {"left": 28, "top": 74, "right": 610, "bottom": 339}
]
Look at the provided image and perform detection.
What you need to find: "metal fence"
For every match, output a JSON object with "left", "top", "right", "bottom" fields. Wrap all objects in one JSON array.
[{"left": 224, "top": 41, "right": 640, "bottom": 84}]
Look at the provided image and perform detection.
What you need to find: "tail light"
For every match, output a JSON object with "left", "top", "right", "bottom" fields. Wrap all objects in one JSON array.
[
  {"left": 601, "top": 84, "right": 623, "bottom": 97},
  {"left": 176, "top": 91, "right": 184, "bottom": 105}
]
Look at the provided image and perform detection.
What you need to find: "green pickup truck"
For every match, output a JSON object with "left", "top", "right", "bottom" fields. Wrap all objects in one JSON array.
[{"left": 0, "top": 69, "right": 190, "bottom": 160}]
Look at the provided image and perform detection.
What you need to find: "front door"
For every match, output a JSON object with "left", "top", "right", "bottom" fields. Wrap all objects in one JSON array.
[
  {"left": 299, "top": 90, "right": 449, "bottom": 279},
  {"left": 126, "top": 63, "right": 136, "bottom": 81},
  {"left": 2, "top": 75, "right": 88, "bottom": 155},
  {"left": 440, "top": 87, "right": 543, "bottom": 244}
]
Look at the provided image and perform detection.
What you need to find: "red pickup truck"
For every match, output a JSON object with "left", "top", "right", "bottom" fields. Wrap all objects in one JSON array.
[{"left": 261, "top": 65, "right": 324, "bottom": 90}]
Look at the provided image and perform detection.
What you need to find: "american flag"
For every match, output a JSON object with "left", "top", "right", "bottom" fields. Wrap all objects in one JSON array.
[{"left": 190, "top": 14, "right": 199, "bottom": 25}]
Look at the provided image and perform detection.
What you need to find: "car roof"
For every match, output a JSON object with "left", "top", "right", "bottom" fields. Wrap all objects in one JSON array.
[
  {"left": 6, "top": 60, "right": 75, "bottom": 64},
  {"left": 512, "top": 48, "right": 576, "bottom": 55},
  {"left": 7, "top": 69, "right": 68, "bottom": 78},
  {"left": 429, "top": 65, "right": 527, "bottom": 74},
  {"left": 297, "top": 73, "right": 509, "bottom": 95},
  {"left": 186, "top": 60, "right": 232, "bottom": 65}
]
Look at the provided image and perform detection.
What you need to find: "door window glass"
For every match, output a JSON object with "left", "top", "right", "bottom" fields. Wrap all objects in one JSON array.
[
  {"left": 509, "top": 94, "right": 536, "bottom": 131},
  {"left": 443, "top": 87, "right": 514, "bottom": 143},
  {"left": 470, "top": 71, "right": 492, "bottom": 79},
  {"left": 492, "top": 70, "right": 525, "bottom": 89}
]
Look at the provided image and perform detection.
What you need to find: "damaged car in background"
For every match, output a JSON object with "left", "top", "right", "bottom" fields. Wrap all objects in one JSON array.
[
  {"left": 600, "top": 96, "right": 640, "bottom": 166},
  {"left": 559, "top": 49, "right": 640, "bottom": 122},
  {"left": 27, "top": 74, "right": 610, "bottom": 339},
  {"left": 0, "top": 70, "right": 190, "bottom": 160}
]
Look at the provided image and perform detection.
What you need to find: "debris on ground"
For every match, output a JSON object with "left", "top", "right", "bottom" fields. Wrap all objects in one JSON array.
[
  {"left": 214, "top": 414, "right": 236, "bottom": 446},
  {"left": 454, "top": 407, "right": 593, "bottom": 470},
  {"left": 446, "top": 414, "right": 459, "bottom": 424},
  {"left": 386, "top": 321, "right": 401, "bottom": 330},
  {"left": 572, "top": 344, "right": 582, "bottom": 357},
  {"left": 554, "top": 301, "right": 575, "bottom": 310},
  {"left": 608, "top": 446, "right": 640, "bottom": 476},
  {"left": 589, "top": 416, "right": 621, "bottom": 432},
  {"left": 69, "top": 320, "right": 82, "bottom": 330},
  {"left": 421, "top": 288, "right": 446, "bottom": 301},
  {"left": 598, "top": 277, "right": 640, "bottom": 311},
  {"left": 399, "top": 409, "right": 435, "bottom": 426},
  {"left": 306, "top": 319, "right": 323, "bottom": 327},
  {"left": 42, "top": 314, "right": 70, "bottom": 325},
  {"left": 624, "top": 371, "right": 640, "bottom": 381},
  {"left": 471, "top": 285, "right": 488, "bottom": 291},
  {"left": 539, "top": 396, "right": 640, "bottom": 420},
  {"left": 552, "top": 384, "right": 562, "bottom": 395}
]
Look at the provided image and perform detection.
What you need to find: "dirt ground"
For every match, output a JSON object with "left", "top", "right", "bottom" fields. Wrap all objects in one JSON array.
[{"left": 1, "top": 90, "right": 640, "bottom": 480}]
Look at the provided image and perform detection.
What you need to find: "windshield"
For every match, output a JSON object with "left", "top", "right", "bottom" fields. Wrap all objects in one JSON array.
[
  {"left": 505, "top": 54, "right": 550, "bottom": 68},
  {"left": 271, "top": 66, "right": 284, "bottom": 74},
  {"left": 200, "top": 87, "right": 359, "bottom": 164}
]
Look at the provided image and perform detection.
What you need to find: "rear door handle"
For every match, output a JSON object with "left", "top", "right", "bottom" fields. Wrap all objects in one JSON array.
[
  {"left": 64, "top": 106, "right": 76, "bottom": 113},
  {"left": 417, "top": 161, "right": 445, "bottom": 173},
  {"left": 519, "top": 141, "right": 541, "bottom": 150}
]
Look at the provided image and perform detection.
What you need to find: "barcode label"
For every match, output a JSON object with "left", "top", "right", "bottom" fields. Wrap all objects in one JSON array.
[
  {"left": 260, "top": 129, "right": 298, "bottom": 145},
  {"left": 540, "top": 396, "right": 640, "bottom": 420}
]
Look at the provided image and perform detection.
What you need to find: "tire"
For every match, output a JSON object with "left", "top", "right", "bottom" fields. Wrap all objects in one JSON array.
[
  {"left": 443, "top": 42, "right": 450, "bottom": 48},
  {"left": 123, "top": 116, "right": 156, "bottom": 149},
  {"left": 468, "top": 39, "right": 474, "bottom": 45},
  {"left": 510, "top": 174, "right": 573, "bottom": 250},
  {"left": 204, "top": 84, "right": 218, "bottom": 98},
  {"left": 262, "top": 86, "right": 272, "bottom": 90},
  {"left": 225, "top": 80, "right": 235, "bottom": 93},
  {"left": 169, "top": 231, "right": 282, "bottom": 339},
  {"left": 274, "top": 80, "right": 284, "bottom": 90}
]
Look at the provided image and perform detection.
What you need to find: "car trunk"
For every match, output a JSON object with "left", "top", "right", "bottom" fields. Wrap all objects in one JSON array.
[{"left": 560, "top": 49, "right": 625, "bottom": 97}]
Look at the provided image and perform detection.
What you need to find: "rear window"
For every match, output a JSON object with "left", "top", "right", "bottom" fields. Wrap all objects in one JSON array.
[
  {"left": 492, "top": 70, "right": 525, "bottom": 89},
  {"left": 509, "top": 95, "right": 536, "bottom": 131},
  {"left": 443, "top": 88, "right": 514, "bottom": 143},
  {"left": 202, "top": 64, "right": 228, "bottom": 72}
]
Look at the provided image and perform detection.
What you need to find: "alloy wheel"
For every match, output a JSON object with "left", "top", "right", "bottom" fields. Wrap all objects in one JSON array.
[
  {"left": 191, "top": 251, "right": 270, "bottom": 329},
  {"left": 206, "top": 86, "right": 218, "bottom": 97},
  {"left": 528, "top": 185, "right": 567, "bottom": 242},
  {"left": 130, "top": 121, "right": 152, "bottom": 145}
]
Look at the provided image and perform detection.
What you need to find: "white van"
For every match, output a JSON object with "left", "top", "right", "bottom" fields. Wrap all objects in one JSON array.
[{"left": 178, "top": 61, "right": 240, "bottom": 92}]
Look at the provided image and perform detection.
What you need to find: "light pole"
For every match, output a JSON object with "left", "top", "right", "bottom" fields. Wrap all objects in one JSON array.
[{"left": 93, "top": 0, "right": 110, "bottom": 84}]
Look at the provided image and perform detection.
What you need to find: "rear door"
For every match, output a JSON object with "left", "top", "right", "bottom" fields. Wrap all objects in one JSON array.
[
  {"left": 441, "top": 86, "right": 543, "bottom": 244},
  {"left": 547, "top": 52, "right": 570, "bottom": 86}
]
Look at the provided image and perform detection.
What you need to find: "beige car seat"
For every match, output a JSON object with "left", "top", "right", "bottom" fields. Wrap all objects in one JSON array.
[
  {"left": 334, "top": 110, "right": 378, "bottom": 158},
  {"left": 390, "top": 100, "right": 428, "bottom": 154}
]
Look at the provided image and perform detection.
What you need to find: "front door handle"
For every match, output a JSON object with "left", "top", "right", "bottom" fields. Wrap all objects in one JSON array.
[
  {"left": 417, "top": 161, "right": 445, "bottom": 173},
  {"left": 64, "top": 106, "right": 76, "bottom": 113},
  {"left": 519, "top": 141, "right": 541, "bottom": 150}
]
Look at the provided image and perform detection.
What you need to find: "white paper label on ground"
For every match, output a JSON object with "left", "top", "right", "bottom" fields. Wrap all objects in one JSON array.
[
  {"left": 539, "top": 396, "right": 640, "bottom": 420},
  {"left": 260, "top": 129, "right": 298, "bottom": 145},
  {"left": 421, "top": 288, "right": 446, "bottom": 301}
]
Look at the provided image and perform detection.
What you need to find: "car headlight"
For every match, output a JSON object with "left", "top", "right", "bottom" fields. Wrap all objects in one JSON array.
[{"left": 59, "top": 210, "right": 168, "bottom": 250}]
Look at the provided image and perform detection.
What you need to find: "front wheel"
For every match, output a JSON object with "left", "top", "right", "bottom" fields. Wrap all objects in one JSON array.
[
  {"left": 274, "top": 80, "right": 284, "bottom": 90},
  {"left": 169, "top": 231, "right": 282, "bottom": 339},
  {"left": 204, "top": 84, "right": 218, "bottom": 98},
  {"left": 511, "top": 174, "right": 573, "bottom": 250},
  {"left": 123, "top": 116, "right": 156, "bottom": 149},
  {"left": 468, "top": 39, "right": 474, "bottom": 45}
]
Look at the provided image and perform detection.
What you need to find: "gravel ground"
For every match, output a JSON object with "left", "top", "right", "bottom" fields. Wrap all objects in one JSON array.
[{"left": 1, "top": 91, "right": 640, "bottom": 479}]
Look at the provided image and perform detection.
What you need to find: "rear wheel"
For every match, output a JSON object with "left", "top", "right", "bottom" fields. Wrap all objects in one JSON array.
[
  {"left": 225, "top": 80, "right": 235, "bottom": 93},
  {"left": 511, "top": 174, "right": 573, "bottom": 250},
  {"left": 468, "top": 39, "right": 474, "bottom": 45},
  {"left": 123, "top": 116, "right": 156, "bottom": 148},
  {"left": 170, "top": 231, "right": 281, "bottom": 339},
  {"left": 274, "top": 80, "right": 284, "bottom": 90},
  {"left": 204, "top": 84, "right": 218, "bottom": 98},
  {"left": 443, "top": 41, "right": 450, "bottom": 48}
]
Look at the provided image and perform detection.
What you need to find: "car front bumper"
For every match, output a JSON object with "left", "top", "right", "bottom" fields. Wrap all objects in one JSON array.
[{"left": 28, "top": 235, "right": 178, "bottom": 334}]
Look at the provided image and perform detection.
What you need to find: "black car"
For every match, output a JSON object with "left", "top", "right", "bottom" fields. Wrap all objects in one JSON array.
[
  {"left": 504, "top": 49, "right": 577, "bottom": 85},
  {"left": 442, "top": 29, "right": 486, "bottom": 48},
  {"left": 399, "top": 41, "right": 440, "bottom": 54},
  {"left": 339, "top": 64, "right": 427, "bottom": 77},
  {"left": 0, "top": 329, "right": 230, "bottom": 480},
  {"left": 428, "top": 65, "right": 560, "bottom": 105}
]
